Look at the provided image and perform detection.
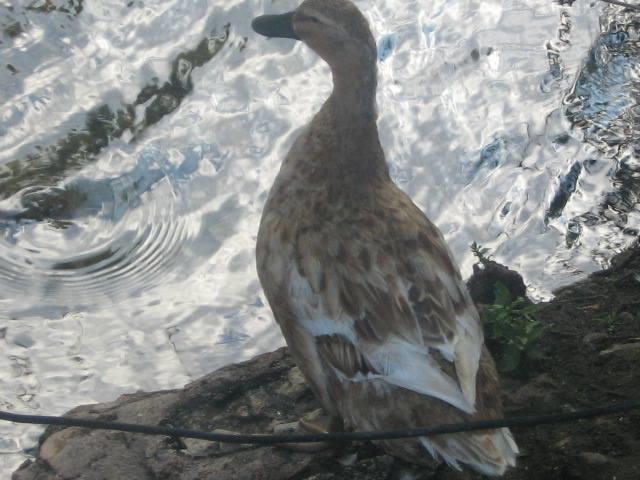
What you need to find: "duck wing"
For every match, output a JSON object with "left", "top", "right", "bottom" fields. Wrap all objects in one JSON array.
[{"left": 289, "top": 190, "right": 483, "bottom": 414}]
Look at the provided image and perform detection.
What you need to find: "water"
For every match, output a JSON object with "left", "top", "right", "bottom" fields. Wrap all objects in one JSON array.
[{"left": 0, "top": 0, "right": 638, "bottom": 475}]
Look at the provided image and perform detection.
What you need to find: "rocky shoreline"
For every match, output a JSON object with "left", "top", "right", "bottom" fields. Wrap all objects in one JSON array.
[{"left": 12, "top": 243, "right": 640, "bottom": 480}]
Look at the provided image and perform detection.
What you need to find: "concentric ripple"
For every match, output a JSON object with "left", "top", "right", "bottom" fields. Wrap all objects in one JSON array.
[{"left": 0, "top": 202, "right": 192, "bottom": 307}]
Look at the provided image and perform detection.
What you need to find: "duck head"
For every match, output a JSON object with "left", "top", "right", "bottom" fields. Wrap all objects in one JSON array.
[{"left": 252, "top": 0, "right": 377, "bottom": 89}]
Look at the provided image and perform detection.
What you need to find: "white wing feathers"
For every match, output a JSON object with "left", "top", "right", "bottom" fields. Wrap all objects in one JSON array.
[
  {"left": 288, "top": 264, "right": 482, "bottom": 414},
  {"left": 368, "top": 338, "right": 476, "bottom": 413}
]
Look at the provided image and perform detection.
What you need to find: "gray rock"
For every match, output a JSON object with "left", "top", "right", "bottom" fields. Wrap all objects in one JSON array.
[
  {"left": 506, "top": 374, "right": 558, "bottom": 407},
  {"left": 11, "top": 348, "right": 432, "bottom": 480},
  {"left": 599, "top": 342, "right": 640, "bottom": 357},
  {"left": 583, "top": 332, "right": 608, "bottom": 348},
  {"left": 182, "top": 437, "right": 220, "bottom": 457},
  {"left": 576, "top": 451, "right": 610, "bottom": 466},
  {"left": 466, "top": 259, "right": 528, "bottom": 305},
  {"left": 618, "top": 311, "right": 635, "bottom": 323}
]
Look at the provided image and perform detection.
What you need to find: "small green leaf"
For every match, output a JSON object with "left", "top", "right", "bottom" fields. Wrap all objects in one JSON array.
[
  {"left": 493, "top": 282, "right": 512, "bottom": 306},
  {"left": 499, "top": 348, "right": 522, "bottom": 372},
  {"left": 525, "top": 346, "right": 545, "bottom": 360},
  {"left": 480, "top": 285, "right": 544, "bottom": 373}
]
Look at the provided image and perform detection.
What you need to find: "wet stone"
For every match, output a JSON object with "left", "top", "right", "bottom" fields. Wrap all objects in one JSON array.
[
  {"left": 552, "top": 436, "right": 572, "bottom": 449},
  {"left": 576, "top": 451, "right": 610, "bottom": 466},
  {"left": 182, "top": 438, "right": 220, "bottom": 457},
  {"left": 599, "top": 342, "right": 640, "bottom": 357},
  {"left": 276, "top": 365, "right": 308, "bottom": 397},
  {"left": 506, "top": 373, "right": 558, "bottom": 407},
  {"left": 583, "top": 332, "right": 608, "bottom": 348},
  {"left": 273, "top": 421, "right": 298, "bottom": 434},
  {"left": 618, "top": 311, "right": 635, "bottom": 323}
]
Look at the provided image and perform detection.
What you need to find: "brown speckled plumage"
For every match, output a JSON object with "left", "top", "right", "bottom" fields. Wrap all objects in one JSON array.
[{"left": 254, "top": 0, "right": 518, "bottom": 475}]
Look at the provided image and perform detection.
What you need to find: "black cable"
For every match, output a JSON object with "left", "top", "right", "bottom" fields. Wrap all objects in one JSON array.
[{"left": 1, "top": 399, "right": 639, "bottom": 444}]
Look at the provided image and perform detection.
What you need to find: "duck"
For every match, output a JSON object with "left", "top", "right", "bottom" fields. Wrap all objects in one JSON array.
[{"left": 252, "top": 0, "right": 518, "bottom": 475}]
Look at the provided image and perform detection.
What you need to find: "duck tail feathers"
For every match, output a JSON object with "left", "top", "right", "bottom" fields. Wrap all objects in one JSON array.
[{"left": 421, "top": 427, "right": 518, "bottom": 476}]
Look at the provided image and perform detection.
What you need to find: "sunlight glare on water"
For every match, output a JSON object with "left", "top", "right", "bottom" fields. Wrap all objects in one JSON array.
[{"left": 0, "top": 0, "right": 638, "bottom": 475}]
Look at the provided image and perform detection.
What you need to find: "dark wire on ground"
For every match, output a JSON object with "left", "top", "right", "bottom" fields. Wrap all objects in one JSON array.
[{"left": 1, "top": 400, "right": 639, "bottom": 445}]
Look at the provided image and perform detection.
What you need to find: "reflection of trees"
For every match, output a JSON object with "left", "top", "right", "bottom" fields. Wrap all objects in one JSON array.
[
  {"left": 1, "top": 143, "right": 203, "bottom": 225},
  {"left": 560, "top": 6, "right": 640, "bottom": 244},
  {"left": 545, "top": 160, "right": 582, "bottom": 222},
  {"left": 26, "top": 0, "right": 84, "bottom": 16},
  {"left": 2, "top": 0, "right": 83, "bottom": 41},
  {"left": 0, "top": 23, "right": 231, "bottom": 202}
]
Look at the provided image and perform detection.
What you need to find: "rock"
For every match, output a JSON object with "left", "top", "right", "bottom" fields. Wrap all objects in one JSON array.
[
  {"left": 618, "top": 311, "right": 635, "bottom": 323},
  {"left": 583, "top": 332, "right": 608, "bottom": 348},
  {"left": 466, "top": 259, "right": 528, "bottom": 305},
  {"left": 552, "top": 436, "right": 572, "bottom": 449},
  {"left": 610, "top": 245, "right": 638, "bottom": 270},
  {"left": 182, "top": 437, "right": 220, "bottom": 457},
  {"left": 288, "top": 366, "right": 306, "bottom": 385},
  {"left": 275, "top": 366, "right": 308, "bottom": 398},
  {"left": 38, "top": 428, "right": 85, "bottom": 463},
  {"left": 273, "top": 421, "right": 299, "bottom": 434},
  {"left": 599, "top": 342, "right": 640, "bottom": 358},
  {"left": 11, "top": 348, "right": 410, "bottom": 480},
  {"left": 576, "top": 452, "right": 610, "bottom": 466},
  {"left": 506, "top": 374, "right": 557, "bottom": 407},
  {"left": 338, "top": 453, "right": 358, "bottom": 466}
]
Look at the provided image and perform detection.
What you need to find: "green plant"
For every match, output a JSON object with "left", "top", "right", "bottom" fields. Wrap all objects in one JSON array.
[
  {"left": 595, "top": 308, "right": 620, "bottom": 333},
  {"left": 470, "top": 241, "right": 492, "bottom": 265},
  {"left": 482, "top": 282, "right": 544, "bottom": 373}
]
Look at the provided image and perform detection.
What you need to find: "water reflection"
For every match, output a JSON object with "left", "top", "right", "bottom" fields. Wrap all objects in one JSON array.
[
  {"left": 559, "top": 4, "right": 640, "bottom": 245},
  {"left": 0, "top": 140, "right": 232, "bottom": 307},
  {"left": 0, "top": 23, "right": 230, "bottom": 200}
]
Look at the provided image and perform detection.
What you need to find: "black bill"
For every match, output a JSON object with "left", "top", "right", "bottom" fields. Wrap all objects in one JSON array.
[{"left": 251, "top": 11, "right": 300, "bottom": 40}]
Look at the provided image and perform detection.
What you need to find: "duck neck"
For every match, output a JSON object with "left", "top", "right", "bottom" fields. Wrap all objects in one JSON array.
[
  {"left": 288, "top": 61, "right": 387, "bottom": 189},
  {"left": 329, "top": 63, "right": 378, "bottom": 122},
  {"left": 318, "top": 63, "right": 385, "bottom": 182}
]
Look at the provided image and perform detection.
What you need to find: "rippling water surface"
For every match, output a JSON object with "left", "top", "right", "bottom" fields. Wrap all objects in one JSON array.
[{"left": 0, "top": 0, "right": 638, "bottom": 474}]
